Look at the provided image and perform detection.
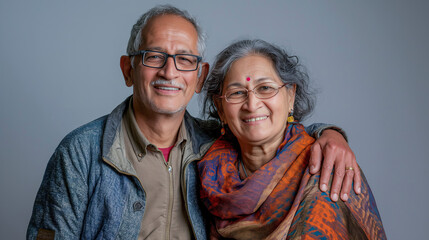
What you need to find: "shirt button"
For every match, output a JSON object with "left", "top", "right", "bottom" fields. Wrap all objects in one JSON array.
[
  {"left": 133, "top": 201, "right": 143, "bottom": 212},
  {"left": 168, "top": 166, "right": 172, "bottom": 172},
  {"left": 137, "top": 153, "right": 143, "bottom": 158}
]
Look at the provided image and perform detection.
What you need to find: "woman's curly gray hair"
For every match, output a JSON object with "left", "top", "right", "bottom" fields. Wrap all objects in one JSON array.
[{"left": 203, "top": 39, "right": 315, "bottom": 122}]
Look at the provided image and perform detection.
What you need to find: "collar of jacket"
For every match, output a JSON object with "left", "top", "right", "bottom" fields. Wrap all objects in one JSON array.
[{"left": 101, "top": 96, "right": 219, "bottom": 175}]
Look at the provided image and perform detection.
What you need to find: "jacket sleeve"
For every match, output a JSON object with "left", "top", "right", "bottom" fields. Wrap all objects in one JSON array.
[
  {"left": 305, "top": 123, "right": 348, "bottom": 141},
  {"left": 27, "top": 139, "right": 89, "bottom": 239}
]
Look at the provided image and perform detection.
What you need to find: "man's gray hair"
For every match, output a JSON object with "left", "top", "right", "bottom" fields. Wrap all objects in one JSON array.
[
  {"left": 127, "top": 4, "right": 207, "bottom": 68},
  {"left": 203, "top": 39, "right": 315, "bottom": 122}
]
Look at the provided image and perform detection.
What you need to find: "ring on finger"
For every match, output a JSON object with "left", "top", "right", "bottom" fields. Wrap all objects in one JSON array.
[{"left": 345, "top": 167, "right": 354, "bottom": 171}]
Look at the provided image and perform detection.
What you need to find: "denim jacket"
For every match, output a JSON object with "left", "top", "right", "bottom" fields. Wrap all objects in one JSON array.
[
  {"left": 27, "top": 97, "right": 337, "bottom": 240},
  {"left": 27, "top": 97, "right": 219, "bottom": 240}
]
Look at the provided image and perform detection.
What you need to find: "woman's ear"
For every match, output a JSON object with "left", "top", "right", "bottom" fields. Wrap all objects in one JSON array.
[
  {"left": 287, "top": 84, "right": 297, "bottom": 110},
  {"left": 213, "top": 96, "right": 225, "bottom": 123}
]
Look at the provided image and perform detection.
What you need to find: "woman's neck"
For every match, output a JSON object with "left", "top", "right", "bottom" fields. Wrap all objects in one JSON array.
[{"left": 238, "top": 135, "right": 284, "bottom": 175}]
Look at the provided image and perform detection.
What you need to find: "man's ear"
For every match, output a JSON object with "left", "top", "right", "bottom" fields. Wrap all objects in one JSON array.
[
  {"left": 195, "top": 62, "right": 209, "bottom": 93},
  {"left": 120, "top": 55, "right": 133, "bottom": 87}
]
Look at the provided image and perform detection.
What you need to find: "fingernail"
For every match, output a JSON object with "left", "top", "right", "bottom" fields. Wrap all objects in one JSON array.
[
  {"left": 321, "top": 184, "right": 328, "bottom": 192},
  {"left": 357, "top": 187, "right": 361, "bottom": 194},
  {"left": 342, "top": 193, "right": 348, "bottom": 201},
  {"left": 310, "top": 165, "right": 315, "bottom": 172},
  {"left": 332, "top": 193, "right": 338, "bottom": 202}
]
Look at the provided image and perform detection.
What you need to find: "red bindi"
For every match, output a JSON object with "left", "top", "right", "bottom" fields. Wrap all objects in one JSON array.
[{"left": 246, "top": 77, "right": 251, "bottom": 81}]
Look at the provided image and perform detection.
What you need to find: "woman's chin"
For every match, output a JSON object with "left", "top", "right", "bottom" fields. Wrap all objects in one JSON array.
[{"left": 238, "top": 134, "right": 271, "bottom": 145}]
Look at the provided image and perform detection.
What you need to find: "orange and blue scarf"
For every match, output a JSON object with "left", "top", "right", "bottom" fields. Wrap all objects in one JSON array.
[{"left": 198, "top": 123, "right": 386, "bottom": 239}]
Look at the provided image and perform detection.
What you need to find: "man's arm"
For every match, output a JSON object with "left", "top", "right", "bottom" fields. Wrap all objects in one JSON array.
[
  {"left": 305, "top": 123, "right": 362, "bottom": 202},
  {"left": 27, "top": 144, "right": 89, "bottom": 239}
]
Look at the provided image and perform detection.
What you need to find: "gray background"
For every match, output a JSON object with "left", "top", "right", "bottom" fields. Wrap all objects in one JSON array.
[{"left": 1, "top": 0, "right": 428, "bottom": 239}]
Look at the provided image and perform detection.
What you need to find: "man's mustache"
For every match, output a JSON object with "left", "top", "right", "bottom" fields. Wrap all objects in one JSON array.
[{"left": 151, "top": 79, "right": 185, "bottom": 89}]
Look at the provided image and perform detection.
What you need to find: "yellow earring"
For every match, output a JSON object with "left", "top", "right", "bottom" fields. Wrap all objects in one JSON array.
[
  {"left": 220, "top": 122, "right": 226, "bottom": 135},
  {"left": 287, "top": 109, "right": 294, "bottom": 123}
]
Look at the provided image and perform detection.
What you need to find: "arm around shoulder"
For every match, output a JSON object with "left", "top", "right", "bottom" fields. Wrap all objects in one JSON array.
[
  {"left": 304, "top": 123, "right": 347, "bottom": 141},
  {"left": 304, "top": 123, "right": 361, "bottom": 201}
]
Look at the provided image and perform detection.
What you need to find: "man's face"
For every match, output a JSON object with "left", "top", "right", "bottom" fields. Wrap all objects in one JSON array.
[{"left": 122, "top": 14, "right": 206, "bottom": 116}]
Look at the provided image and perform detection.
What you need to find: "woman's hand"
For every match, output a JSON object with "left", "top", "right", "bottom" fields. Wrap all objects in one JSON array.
[{"left": 309, "top": 129, "right": 361, "bottom": 202}]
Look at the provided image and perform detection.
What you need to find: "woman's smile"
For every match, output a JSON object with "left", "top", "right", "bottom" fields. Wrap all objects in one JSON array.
[{"left": 243, "top": 115, "right": 268, "bottom": 123}]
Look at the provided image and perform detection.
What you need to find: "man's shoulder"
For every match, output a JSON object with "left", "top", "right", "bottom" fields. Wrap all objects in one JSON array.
[
  {"left": 186, "top": 115, "right": 219, "bottom": 129},
  {"left": 183, "top": 113, "right": 221, "bottom": 154},
  {"left": 57, "top": 115, "right": 108, "bottom": 151},
  {"left": 54, "top": 97, "right": 129, "bottom": 158},
  {"left": 184, "top": 113, "right": 220, "bottom": 137}
]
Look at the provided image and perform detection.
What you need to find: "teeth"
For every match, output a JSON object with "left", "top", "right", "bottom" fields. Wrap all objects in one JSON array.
[
  {"left": 157, "top": 86, "right": 179, "bottom": 91},
  {"left": 244, "top": 116, "right": 268, "bottom": 122}
]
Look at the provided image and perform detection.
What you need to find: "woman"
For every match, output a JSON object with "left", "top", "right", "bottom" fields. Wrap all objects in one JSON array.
[{"left": 198, "top": 39, "right": 386, "bottom": 239}]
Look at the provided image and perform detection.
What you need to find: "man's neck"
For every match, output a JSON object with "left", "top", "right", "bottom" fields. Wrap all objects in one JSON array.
[{"left": 133, "top": 106, "right": 185, "bottom": 148}]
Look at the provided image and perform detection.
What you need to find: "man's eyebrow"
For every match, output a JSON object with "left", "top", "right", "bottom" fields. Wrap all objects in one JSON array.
[
  {"left": 144, "top": 47, "right": 195, "bottom": 54},
  {"left": 144, "top": 47, "right": 165, "bottom": 52},
  {"left": 176, "top": 49, "right": 195, "bottom": 54}
]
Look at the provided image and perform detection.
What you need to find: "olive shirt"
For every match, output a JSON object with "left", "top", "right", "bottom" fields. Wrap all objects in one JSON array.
[{"left": 122, "top": 99, "right": 193, "bottom": 240}]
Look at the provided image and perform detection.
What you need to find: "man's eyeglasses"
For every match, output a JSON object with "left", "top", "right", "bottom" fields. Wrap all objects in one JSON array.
[
  {"left": 219, "top": 83, "right": 289, "bottom": 104},
  {"left": 129, "top": 50, "right": 202, "bottom": 71}
]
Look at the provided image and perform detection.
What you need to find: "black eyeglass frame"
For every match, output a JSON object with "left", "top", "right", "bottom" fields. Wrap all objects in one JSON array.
[
  {"left": 129, "top": 50, "right": 202, "bottom": 71},
  {"left": 218, "top": 83, "right": 290, "bottom": 104}
]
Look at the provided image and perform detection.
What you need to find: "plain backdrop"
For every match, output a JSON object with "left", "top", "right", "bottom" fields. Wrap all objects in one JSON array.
[{"left": 1, "top": 1, "right": 428, "bottom": 239}]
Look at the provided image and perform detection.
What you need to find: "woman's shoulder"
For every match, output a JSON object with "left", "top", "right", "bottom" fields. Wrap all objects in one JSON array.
[{"left": 290, "top": 169, "right": 386, "bottom": 239}]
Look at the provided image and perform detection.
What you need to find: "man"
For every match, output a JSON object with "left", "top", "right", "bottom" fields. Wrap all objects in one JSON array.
[{"left": 27, "top": 5, "right": 360, "bottom": 240}]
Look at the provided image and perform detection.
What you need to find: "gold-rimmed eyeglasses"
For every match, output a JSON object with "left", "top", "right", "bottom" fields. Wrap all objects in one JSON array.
[{"left": 219, "top": 83, "right": 289, "bottom": 104}]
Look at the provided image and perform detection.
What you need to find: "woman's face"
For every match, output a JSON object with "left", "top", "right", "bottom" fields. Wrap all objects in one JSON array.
[{"left": 217, "top": 54, "right": 296, "bottom": 146}]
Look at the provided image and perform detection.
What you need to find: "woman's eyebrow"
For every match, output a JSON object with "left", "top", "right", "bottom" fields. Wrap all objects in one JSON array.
[
  {"left": 225, "top": 77, "right": 274, "bottom": 88},
  {"left": 225, "top": 82, "right": 244, "bottom": 88},
  {"left": 254, "top": 77, "right": 273, "bottom": 83}
]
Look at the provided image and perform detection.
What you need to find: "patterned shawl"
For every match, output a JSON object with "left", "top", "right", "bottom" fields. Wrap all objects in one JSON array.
[{"left": 198, "top": 123, "right": 386, "bottom": 240}]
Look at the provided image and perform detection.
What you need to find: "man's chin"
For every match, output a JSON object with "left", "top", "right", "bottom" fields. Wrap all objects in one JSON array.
[{"left": 151, "top": 104, "right": 186, "bottom": 115}]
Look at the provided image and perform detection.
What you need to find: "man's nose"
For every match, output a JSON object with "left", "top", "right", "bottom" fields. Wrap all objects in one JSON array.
[{"left": 159, "top": 56, "right": 180, "bottom": 80}]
